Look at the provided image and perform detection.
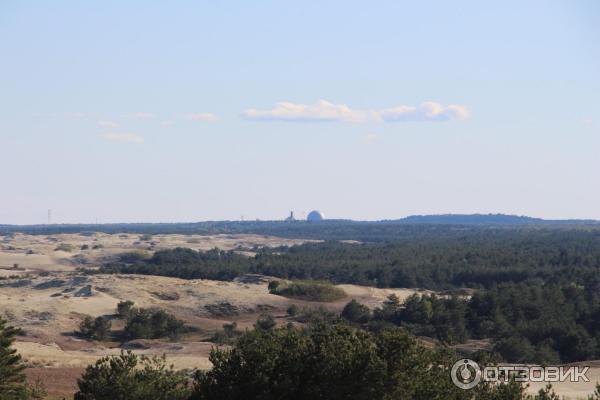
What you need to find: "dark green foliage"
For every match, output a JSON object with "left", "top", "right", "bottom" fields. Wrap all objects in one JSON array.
[
  {"left": 124, "top": 308, "right": 186, "bottom": 340},
  {"left": 383, "top": 284, "right": 600, "bottom": 363},
  {"left": 0, "top": 317, "right": 28, "bottom": 400},
  {"left": 270, "top": 280, "right": 346, "bottom": 302},
  {"left": 102, "top": 228, "right": 600, "bottom": 291},
  {"left": 286, "top": 304, "right": 300, "bottom": 316},
  {"left": 254, "top": 313, "right": 276, "bottom": 331},
  {"left": 116, "top": 300, "right": 135, "bottom": 319},
  {"left": 267, "top": 280, "right": 280, "bottom": 292},
  {"left": 74, "top": 351, "right": 190, "bottom": 400},
  {"left": 212, "top": 322, "right": 242, "bottom": 345},
  {"left": 104, "top": 247, "right": 249, "bottom": 280},
  {"left": 118, "top": 250, "right": 150, "bottom": 264},
  {"left": 341, "top": 299, "right": 372, "bottom": 323},
  {"left": 78, "top": 315, "right": 112, "bottom": 341},
  {"left": 191, "top": 322, "right": 547, "bottom": 400},
  {"left": 288, "top": 305, "right": 339, "bottom": 324}
]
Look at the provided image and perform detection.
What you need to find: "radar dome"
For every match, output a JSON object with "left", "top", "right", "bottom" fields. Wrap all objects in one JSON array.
[{"left": 307, "top": 210, "right": 325, "bottom": 221}]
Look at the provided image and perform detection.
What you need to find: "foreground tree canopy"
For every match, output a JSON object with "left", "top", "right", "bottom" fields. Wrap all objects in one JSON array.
[
  {"left": 72, "top": 321, "right": 572, "bottom": 400},
  {"left": 74, "top": 352, "right": 190, "bottom": 400},
  {"left": 0, "top": 317, "right": 44, "bottom": 400},
  {"left": 0, "top": 317, "right": 28, "bottom": 399}
]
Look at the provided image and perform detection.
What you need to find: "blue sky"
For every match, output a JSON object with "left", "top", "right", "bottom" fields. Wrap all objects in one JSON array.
[{"left": 1, "top": 1, "right": 599, "bottom": 224}]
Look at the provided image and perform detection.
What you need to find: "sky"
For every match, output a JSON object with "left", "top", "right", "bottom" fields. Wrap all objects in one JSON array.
[{"left": 1, "top": 1, "right": 599, "bottom": 224}]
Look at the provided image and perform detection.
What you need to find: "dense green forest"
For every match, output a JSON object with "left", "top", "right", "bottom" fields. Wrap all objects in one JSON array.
[
  {"left": 102, "top": 228, "right": 600, "bottom": 290},
  {"left": 341, "top": 287, "right": 600, "bottom": 364}
]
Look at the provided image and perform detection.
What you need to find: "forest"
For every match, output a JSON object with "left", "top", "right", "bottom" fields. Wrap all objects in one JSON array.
[
  {"left": 102, "top": 228, "right": 600, "bottom": 290},
  {"left": 100, "top": 227, "right": 600, "bottom": 364}
]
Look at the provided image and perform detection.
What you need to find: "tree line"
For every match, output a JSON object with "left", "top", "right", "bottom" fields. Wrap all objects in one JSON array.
[{"left": 102, "top": 228, "right": 600, "bottom": 290}]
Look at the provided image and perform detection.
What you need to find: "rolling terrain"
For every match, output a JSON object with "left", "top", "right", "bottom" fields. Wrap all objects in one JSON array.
[{"left": 0, "top": 232, "right": 422, "bottom": 399}]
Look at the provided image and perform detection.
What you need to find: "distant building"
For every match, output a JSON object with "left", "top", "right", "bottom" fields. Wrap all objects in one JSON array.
[
  {"left": 285, "top": 211, "right": 296, "bottom": 222},
  {"left": 307, "top": 210, "right": 325, "bottom": 221}
]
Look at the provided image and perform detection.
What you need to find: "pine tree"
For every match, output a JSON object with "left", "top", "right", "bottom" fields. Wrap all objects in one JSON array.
[{"left": 0, "top": 316, "right": 29, "bottom": 400}]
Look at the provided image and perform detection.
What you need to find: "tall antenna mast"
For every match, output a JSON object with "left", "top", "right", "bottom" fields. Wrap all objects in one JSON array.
[{"left": 47, "top": 209, "right": 52, "bottom": 225}]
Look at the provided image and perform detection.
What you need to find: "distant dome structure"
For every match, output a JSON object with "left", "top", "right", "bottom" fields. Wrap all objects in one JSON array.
[{"left": 307, "top": 210, "right": 325, "bottom": 221}]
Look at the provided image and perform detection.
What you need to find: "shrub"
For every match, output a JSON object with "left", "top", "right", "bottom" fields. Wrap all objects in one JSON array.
[
  {"left": 204, "top": 302, "right": 239, "bottom": 317},
  {"left": 290, "top": 306, "right": 339, "bottom": 324},
  {"left": 286, "top": 304, "right": 300, "bottom": 317},
  {"left": 117, "top": 300, "right": 135, "bottom": 319},
  {"left": 124, "top": 308, "right": 186, "bottom": 340},
  {"left": 212, "top": 322, "right": 242, "bottom": 345},
  {"left": 271, "top": 281, "right": 346, "bottom": 302},
  {"left": 254, "top": 313, "right": 276, "bottom": 331},
  {"left": 79, "top": 316, "right": 112, "bottom": 340},
  {"left": 267, "top": 280, "right": 281, "bottom": 293},
  {"left": 54, "top": 243, "right": 74, "bottom": 252},
  {"left": 341, "top": 299, "right": 372, "bottom": 324},
  {"left": 74, "top": 351, "right": 190, "bottom": 400}
]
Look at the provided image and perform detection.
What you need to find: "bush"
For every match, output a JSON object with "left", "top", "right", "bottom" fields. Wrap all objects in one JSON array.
[
  {"left": 212, "top": 322, "right": 242, "bottom": 345},
  {"left": 117, "top": 300, "right": 135, "bottom": 319},
  {"left": 271, "top": 281, "right": 346, "bottom": 302},
  {"left": 267, "top": 280, "right": 281, "bottom": 293},
  {"left": 341, "top": 299, "right": 371, "bottom": 324},
  {"left": 289, "top": 306, "right": 339, "bottom": 324},
  {"left": 286, "top": 304, "right": 300, "bottom": 317},
  {"left": 254, "top": 313, "right": 276, "bottom": 331},
  {"left": 79, "top": 316, "right": 112, "bottom": 340},
  {"left": 74, "top": 351, "right": 190, "bottom": 400},
  {"left": 124, "top": 308, "right": 186, "bottom": 340},
  {"left": 54, "top": 243, "right": 74, "bottom": 252}
]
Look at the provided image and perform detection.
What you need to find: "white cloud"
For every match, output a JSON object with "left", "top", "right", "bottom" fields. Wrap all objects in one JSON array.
[
  {"left": 184, "top": 113, "right": 217, "bottom": 122},
  {"left": 379, "top": 101, "right": 470, "bottom": 122},
  {"left": 100, "top": 132, "right": 144, "bottom": 144},
  {"left": 129, "top": 112, "right": 155, "bottom": 119},
  {"left": 97, "top": 120, "right": 119, "bottom": 128},
  {"left": 242, "top": 100, "right": 470, "bottom": 123},
  {"left": 242, "top": 100, "right": 367, "bottom": 123}
]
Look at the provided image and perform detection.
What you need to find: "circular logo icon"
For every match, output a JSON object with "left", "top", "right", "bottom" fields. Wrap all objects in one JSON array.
[{"left": 451, "top": 359, "right": 481, "bottom": 389}]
